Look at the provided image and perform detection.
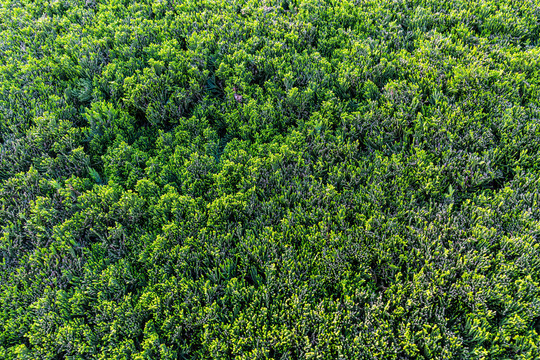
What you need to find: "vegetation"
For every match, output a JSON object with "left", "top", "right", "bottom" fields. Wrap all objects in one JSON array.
[{"left": 1, "top": 0, "right": 540, "bottom": 358}]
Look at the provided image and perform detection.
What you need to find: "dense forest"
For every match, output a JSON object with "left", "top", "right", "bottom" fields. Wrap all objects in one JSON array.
[{"left": 1, "top": 0, "right": 540, "bottom": 358}]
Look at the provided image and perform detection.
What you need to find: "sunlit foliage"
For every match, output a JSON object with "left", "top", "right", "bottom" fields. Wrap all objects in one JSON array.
[{"left": 1, "top": 0, "right": 540, "bottom": 358}]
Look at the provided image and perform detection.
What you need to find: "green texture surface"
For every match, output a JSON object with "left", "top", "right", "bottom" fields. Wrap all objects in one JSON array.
[{"left": 1, "top": 0, "right": 540, "bottom": 358}]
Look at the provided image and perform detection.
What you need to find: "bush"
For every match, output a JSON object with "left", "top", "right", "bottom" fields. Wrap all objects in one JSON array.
[{"left": 0, "top": 0, "right": 540, "bottom": 358}]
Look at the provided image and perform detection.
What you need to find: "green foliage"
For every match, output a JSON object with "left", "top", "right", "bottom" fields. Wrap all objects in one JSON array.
[{"left": 1, "top": 0, "right": 540, "bottom": 358}]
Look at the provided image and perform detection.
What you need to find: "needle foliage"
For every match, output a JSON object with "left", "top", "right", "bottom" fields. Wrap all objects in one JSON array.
[{"left": 1, "top": 0, "right": 540, "bottom": 358}]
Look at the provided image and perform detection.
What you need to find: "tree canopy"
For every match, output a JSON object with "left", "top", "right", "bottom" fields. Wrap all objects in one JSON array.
[{"left": 1, "top": 0, "right": 540, "bottom": 358}]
